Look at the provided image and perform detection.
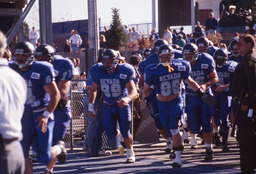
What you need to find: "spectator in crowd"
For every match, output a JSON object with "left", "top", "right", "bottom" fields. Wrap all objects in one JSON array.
[
  {"left": 68, "top": 30, "right": 82, "bottom": 52},
  {"left": 151, "top": 28, "right": 159, "bottom": 42},
  {"left": 52, "top": 43, "right": 58, "bottom": 53},
  {"left": 88, "top": 49, "right": 137, "bottom": 163},
  {"left": 178, "top": 27, "right": 187, "bottom": 42},
  {"left": 35, "top": 44, "right": 75, "bottom": 173},
  {"left": 124, "top": 25, "right": 129, "bottom": 35},
  {"left": 163, "top": 26, "right": 173, "bottom": 45},
  {"left": 193, "top": 21, "right": 205, "bottom": 39},
  {"left": 186, "top": 34, "right": 194, "bottom": 44},
  {"left": 131, "top": 27, "right": 142, "bottom": 41},
  {"left": 0, "top": 31, "right": 26, "bottom": 174},
  {"left": 3, "top": 48, "right": 12, "bottom": 62},
  {"left": 29, "top": 26, "right": 39, "bottom": 48},
  {"left": 63, "top": 39, "right": 71, "bottom": 52},
  {"left": 176, "top": 34, "right": 186, "bottom": 48},
  {"left": 231, "top": 34, "right": 256, "bottom": 174},
  {"left": 9, "top": 41, "right": 65, "bottom": 174},
  {"left": 71, "top": 58, "right": 80, "bottom": 79},
  {"left": 77, "top": 72, "right": 86, "bottom": 92},
  {"left": 205, "top": 12, "right": 218, "bottom": 35},
  {"left": 172, "top": 29, "right": 178, "bottom": 44},
  {"left": 103, "top": 26, "right": 110, "bottom": 40},
  {"left": 100, "top": 34, "right": 106, "bottom": 49},
  {"left": 233, "top": 32, "right": 240, "bottom": 40},
  {"left": 219, "top": 43, "right": 227, "bottom": 50}
]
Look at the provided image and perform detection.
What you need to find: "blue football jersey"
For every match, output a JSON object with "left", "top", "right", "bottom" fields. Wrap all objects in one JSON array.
[
  {"left": 145, "top": 59, "right": 190, "bottom": 96},
  {"left": 212, "top": 60, "right": 237, "bottom": 92},
  {"left": 9, "top": 61, "right": 55, "bottom": 111},
  {"left": 138, "top": 50, "right": 183, "bottom": 75},
  {"left": 90, "top": 63, "right": 135, "bottom": 104},
  {"left": 52, "top": 55, "right": 75, "bottom": 83},
  {"left": 228, "top": 54, "right": 243, "bottom": 63},
  {"left": 51, "top": 55, "right": 75, "bottom": 99},
  {"left": 208, "top": 46, "right": 218, "bottom": 56},
  {"left": 185, "top": 53, "right": 215, "bottom": 95},
  {"left": 138, "top": 53, "right": 158, "bottom": 75}
]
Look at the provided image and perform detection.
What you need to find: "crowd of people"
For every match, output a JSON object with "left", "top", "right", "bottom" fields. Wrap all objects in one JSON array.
[{"left": 80, "top": 28, "right": 256, "bottom": 173}]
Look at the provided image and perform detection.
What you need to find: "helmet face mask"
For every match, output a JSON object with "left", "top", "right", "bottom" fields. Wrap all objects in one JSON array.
[
  {"left": 13, "top": 41, "right": 35, "bottom": 69},
  {"left": 182, "top": 43, "right": 198, "bottom": 63},
  {"left": 213, "top": 49, "right": 228, "bottom": 68},
  {"left": 142, "top": 48, "right": 151, "bottom": 59},
  {"left": 154, "top": 39, "right": 168, "bottom": 52},
  {"left": 228, "top": 40, "right": 239, "bottom": 57},
  {"left": 196, "top": 36, "right": 209, "bottom": 53},
  {"left": 158, "top": 44, "right": 174, "bottom": 66},
  {"left": 102, "top": 49, "right": 119, "bottom": 72},
  {"left": 35, "top": 44, "right": 55, "bottom": 62}
]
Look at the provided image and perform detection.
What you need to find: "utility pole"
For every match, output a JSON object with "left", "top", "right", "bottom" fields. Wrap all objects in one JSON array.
[
  {"left": 191, "top": 0, "right": 195, "bottom": 32},
  {"left": 87, "top": 0, "right": 99, "bottom": 72},
  {"left": 39, "top": 0, "right": 53, "bottom": 45},
  {"left": 152, "top": 0, "right": 156, "bottom": 29}
]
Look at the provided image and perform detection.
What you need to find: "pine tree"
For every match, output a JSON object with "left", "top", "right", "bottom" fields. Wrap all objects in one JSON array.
[{"left": 105, "top": 8, "right": 127, "bottom": 50}]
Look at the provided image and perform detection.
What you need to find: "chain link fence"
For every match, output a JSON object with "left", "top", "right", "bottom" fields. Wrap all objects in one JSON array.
[{"left": 65, "top": 79, "right": 119, "bottom": 151}]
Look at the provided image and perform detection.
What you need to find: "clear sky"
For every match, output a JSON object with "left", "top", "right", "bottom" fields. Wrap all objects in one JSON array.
[{"left": 25, "top": 0, "right": 154, "bottom": 31}]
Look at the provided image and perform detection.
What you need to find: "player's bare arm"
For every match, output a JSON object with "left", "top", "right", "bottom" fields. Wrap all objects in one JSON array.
[
  {"left": 88, "top": 82, "right": 99, "bottom": 117},
  {"left": 201, "top": 70, "right": 218, "bottom": 92},
  {"left": 36, "top": 81, "right": 60, "bottom": 133},
  {"left": 117, "top": 80, "right": 137, "bottom": 108}
]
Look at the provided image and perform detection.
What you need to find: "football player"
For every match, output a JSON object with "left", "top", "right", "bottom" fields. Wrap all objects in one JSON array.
[
  {"left": 183, "top": 43, "right": 218, "bottom": 161},
  {"left": 142, "top": 44, "right": 204, "bottom": 168},
  {"left": 9, "top": 41, "right": 65, "bottom": 174},
  {"left": 196, "top": 36, "right": 218, "bottom": 56},
  {"left": 88, "top": 49, "right": 137, "bottom": 163},
  {"left": 212, "top": 48, "right": 237, "bottom": 152},
  {"left": 228, "top": 39, "right": 243, "bottom": 63},
  {"left": 138, "top": 39, "right": 173, "bottom": 152},
  {"left": 35, "top": 44, "right": 75, "bottom": 171}
]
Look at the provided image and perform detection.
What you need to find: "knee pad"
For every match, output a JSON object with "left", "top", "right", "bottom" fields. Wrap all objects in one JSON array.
[{"left": 170, "top": 129, "right": 179, "bottom": 136}]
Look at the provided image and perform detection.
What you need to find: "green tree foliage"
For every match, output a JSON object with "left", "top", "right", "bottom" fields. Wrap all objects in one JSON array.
[{"left": 105, "top": 8, "right": 127, "bottom": 50}]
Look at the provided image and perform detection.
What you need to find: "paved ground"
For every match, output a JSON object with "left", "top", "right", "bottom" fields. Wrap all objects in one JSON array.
[{"left": 33, "top": 135, "right": 241, "bottom": 174}]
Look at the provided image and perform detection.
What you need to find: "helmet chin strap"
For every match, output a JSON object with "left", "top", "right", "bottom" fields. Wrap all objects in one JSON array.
[{"left": 161, "top": 61, "right": 174, "bottom": 72}]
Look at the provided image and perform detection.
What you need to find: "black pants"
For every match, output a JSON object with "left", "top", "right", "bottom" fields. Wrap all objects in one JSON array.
[{"left": 237, "top": 109, "right": 256, "bottom": 174}]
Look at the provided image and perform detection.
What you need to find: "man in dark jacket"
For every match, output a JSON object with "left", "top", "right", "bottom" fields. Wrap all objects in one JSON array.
[
  {"left": 231, "top": 34, "right": 256, "bottom": 174},
  {"left": 205, "top": 12, "right": 218, "bottom": 35}
]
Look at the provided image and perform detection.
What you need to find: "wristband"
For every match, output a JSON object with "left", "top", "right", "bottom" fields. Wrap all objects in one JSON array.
[
  {"left": 42, "top": 110, "right": 51, "bottom": 118},
  {"left": 88, "top": 103, "right": 95, "bottom": 114},
  {"left": 125, "top": 96, "right": 132, "bottom": 103},
  {"left": 196, "top": 88, "right": 205, "bottom": 97}
]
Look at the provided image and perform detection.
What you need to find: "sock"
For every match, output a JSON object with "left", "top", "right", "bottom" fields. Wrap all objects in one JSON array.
[
  {"left": 45, "top": 167, "right": 53, "bottom": 173},
  {"left": 53, "top": 145, "right": 62, "bottom": 155},
  {"left": 213, "top": 127, "right": 218, "bottom": 134},
  {"left": 190, "top": 133, "right": 197, "bottom": 145},
  {"left": 205, "top": 143, "right": 212, "bottom": 149},
  {"left": 166, "top": 137, "right": 172, "bottom": 143},
  {"left": 182, "top": 131, "right": 188, "bottom": 140},
  {"left": 174, "top": 150, "right": 182, "bottom": 164},
  {"left": 128, "top": 146, "right": 133, "bottom": 151}
]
